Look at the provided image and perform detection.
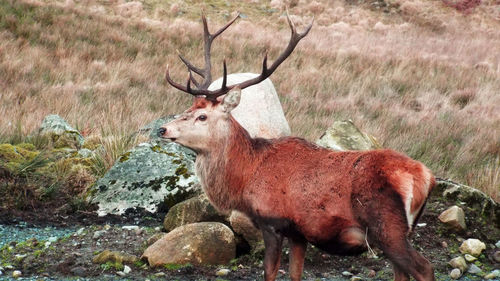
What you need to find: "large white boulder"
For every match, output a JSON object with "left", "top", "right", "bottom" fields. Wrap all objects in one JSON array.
[{"left": 209, "top": 73, "right": 291, "bottom": 138}]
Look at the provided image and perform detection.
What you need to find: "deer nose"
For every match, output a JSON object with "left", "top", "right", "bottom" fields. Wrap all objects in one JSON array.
[{"left": 157, "top": 127, "right": 167, "bottom": 137}]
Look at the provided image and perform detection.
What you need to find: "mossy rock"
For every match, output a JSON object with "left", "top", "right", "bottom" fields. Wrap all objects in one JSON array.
[
  {"left": 435, "top": 179, "right": 499, "bottom": 229},
  {"left": 88, "top": 142, "right": 199, "bottom": 216},
  {"left": 316, "top": 120, "right": 381, "bottom": 151},
  {"left": 0, "top": 143, "right": 40, "bottom": 174},
  {"left": 37, "top": 114, "right": 84, "bottom": 149}
]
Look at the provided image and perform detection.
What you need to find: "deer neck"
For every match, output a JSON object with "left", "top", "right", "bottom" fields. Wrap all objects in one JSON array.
[{"left": 195, "top": 116, "right": 260, "bottom": 213}]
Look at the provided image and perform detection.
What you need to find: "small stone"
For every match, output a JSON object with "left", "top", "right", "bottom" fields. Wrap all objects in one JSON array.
[
  {"left": 416, "top": 223, "right": 427, "bottom": 227},
  {"left": 123, "top": 265, "right": 131, "bottom": 274},
  {"left": 154, "top": 227, "right": 161, "bottom": 231},
  {"left": 135, "top": 228, "right": 144, "bottom": 235},
  {"left": 464, "top": 254, "right": 477, "bottom": 262},
  {"left": 93, "top": 230, "right": 107, "bottom": 239},
  {"left": 438, "top": 206, "right": 466, "bottom": 231},
  {"left": 104, "top": 224, "right": 111, "bottom": 230},
  {"left": 467, "top": 264, "right": 482, "bottom": 274},
  {"left": 448, "top": 256, "right": 467, "bottom": 272},
  {"left": 495, "top": 240, "right": 500, "bottom": 248},
  {"left": 122, "top": 225, "right": 139, "bottom": 231},
  {"left": 485, "top": 269, "right": 500, "bottom": 279},
  {"left": 449, "top": 268, "right": 461, "bottom": 279},
  {"left": 44, "top": 241, "right": 51, "bottom": 248},
  {"left": 494, "top": 250, "right": 500, "bottom": 263},
  {"left": 116, "top": 271, "right": 126, "bottom": 277},
  {"left": 342, "top": 271, "right": 354, "bottom": 276},
  {"left": 459, "top": 238, "right": 486, "bottom": 256},
  {"left": 154, "top": 272, "right": 166, "bottom": 277},
  {"left": 441, "top": 241, "right": 448, "bottom": 248},
  {"left": 0, "top": 270, "right": 3, "bottom": 276},
  {"left": 216, "top": 268, "right": 230, "bottom": 276},
  {"left": 12, "top": 270, "right": 22, "bottom": 278},
  {"left": 367, "top": 269, "right": 376, "bottom": 277},
  {"left": 76, "top": 227, "right": 85, "bottom": 236},
  {"left": 48, "top": 236, "right": 58, "bottom": 243},
  {"left": 350, "top": 277, "right": 362, "bottom": 281}
]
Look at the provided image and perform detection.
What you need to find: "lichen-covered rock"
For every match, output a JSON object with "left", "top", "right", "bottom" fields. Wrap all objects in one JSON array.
[
  {"left": 140, "top": 116, "right": 176, "bottom": 144},
  {"left": 435, "top": 179, "right": 499, "bottom": 228},
  {"left": 89, "top": 142, "right": 198, "bottom": 216},
  {"left": 209, "top": 73, "right": 291, "bottom": 138},
  {"left": 37, "top": 114, "right": 84, "bottom": 149},
  {"left": 163, "top": 194, "right": 224, "bottom": 232},
  {"left": 229, "top": 211, "right": 263, "bottom": 250},
  {"left": 142, "top": 222, "right": 235, "bottom": 266},
  {"left": 316, "top": 120, "right": 381, "bottom": 151},
  {"left": 459, "top": 238, "right": 486, "bottom": 257},
  {"left": 438, "top": 205, "right": 466, "bottom": 232}
]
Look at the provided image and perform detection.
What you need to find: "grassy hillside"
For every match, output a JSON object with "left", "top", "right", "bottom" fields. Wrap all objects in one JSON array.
[{"left": 0, "top": 0, "right": 499, "bottom": 201}]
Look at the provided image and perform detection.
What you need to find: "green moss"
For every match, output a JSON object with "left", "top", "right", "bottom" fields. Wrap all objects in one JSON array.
[
  {"left": 175, "top": 165, "right": 191, "bottom": 179},
  {"left": 101, "top": 261, "right": 124, "bottom": 271},
  {"left": 164, "top": 263, "right": 192, "bottom": 270},
  {"left": 150, "top": 145, "right": 177, "bottom": 157}
]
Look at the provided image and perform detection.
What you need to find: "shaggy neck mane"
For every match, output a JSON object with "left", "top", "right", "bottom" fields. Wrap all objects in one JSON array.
[{"left": 195, "top": 116, "right": 266, "bottom": 212}]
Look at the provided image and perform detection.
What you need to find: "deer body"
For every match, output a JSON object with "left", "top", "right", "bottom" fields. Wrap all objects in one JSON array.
[{"left": 160, "top": 12, "right": 435, "bottom": 281}]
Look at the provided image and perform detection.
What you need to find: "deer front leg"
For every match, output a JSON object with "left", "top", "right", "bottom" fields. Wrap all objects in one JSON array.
[
  {"left": 289, "top": 236, "right": 307, "bottom": 281},
  {"left": 262, "top": 227, "right": 284, "bottom": 281}
]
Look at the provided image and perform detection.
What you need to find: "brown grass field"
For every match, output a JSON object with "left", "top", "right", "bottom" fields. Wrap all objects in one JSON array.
[{"left": 0, "top": 0, "right": 499, "bottom": 201}]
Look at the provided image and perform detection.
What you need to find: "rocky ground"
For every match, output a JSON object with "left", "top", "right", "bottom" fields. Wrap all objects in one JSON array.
[{"left": 0, "top": 181, "right": 498, "bottom": 281}]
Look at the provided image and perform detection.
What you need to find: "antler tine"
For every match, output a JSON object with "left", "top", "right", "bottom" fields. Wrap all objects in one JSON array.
[
  {"left": 189, "top": 70, "right": 200, "bottom": 88},
  {"left": 166, "top": 66, "right": 194, "bottom": 95},
  {"left": 177, "top": 50, "right": 204, "bottom": 77},
  {"left": 226, "top": 13, "right": 313, "bottom": 91}
]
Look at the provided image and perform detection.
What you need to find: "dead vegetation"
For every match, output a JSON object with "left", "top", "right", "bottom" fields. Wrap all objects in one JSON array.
[{"left": 0, "top": 0, "right": 498, "bottom": 201}]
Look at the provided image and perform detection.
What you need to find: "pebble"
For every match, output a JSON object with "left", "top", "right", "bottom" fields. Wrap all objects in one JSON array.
[
  {"left": 416, "top": 223, "right": 427, "bottom": 227},
  {"left": 12, "top": 270, "right": 22, "bottom": 278},
  {"left": 154, "top": 272, "right": 166, "bottom": 277},
  {"left": 93, "top": 230, "right": 107, "bottom": 239},
  {"left": 350, "top": 277, "right": 362, "bottom": 281},
  {"left": 216, "top": 268, "right": 231, "bottom": 276},
  {"left": 449, "top": 268, "right": 461, "bottom": 279},
  {"left": 464, "top": 254, "right": 477, "bottom": 262},
  {"left": 122, "top": 225, "right": 139, "bottom": 231},
  {"left": 494, "top": 250, "right": 500, "bottom": 263},
  {"left": 441, "top": 241, "right": 448, "bottom": 248},
  {"left": 484, "top": 269, "right": 500, "bottom": 279},
  {"left": 467, "top": 264, "right": 482, "bottom": 274},
  {"left": 104, "top": 224, "right": 111, "bottom": 230},
  {"left": 48, "top": 236, "right": 58, "bottom": 242},
  {"left": 0, "top": 270, "right": 3, "bottom": 276},
  {"left": 123, "top": 265, "right": 131, "bottom": 274},
  {"left": 116, "top": 271, "right": 126, "bottom": 277},
  {"left": 44, "top": 241, "right": 51, "bottom": 248},
  {"left": 448, "top": 256, "right": 467, "bottom": 272},
  {"left": 76, "top": 227, "right": 85, "bottom": 236},
  {"left": 342, "top": 271, "right": 354, "bottom": 276},
  {"left": 495, "top": 240, "right": 500, "bottom": 248}
]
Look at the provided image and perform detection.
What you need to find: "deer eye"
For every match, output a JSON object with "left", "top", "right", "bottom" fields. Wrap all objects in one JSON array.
[{"left": 197, "top": 114, "right": 207, "bottom": 121}]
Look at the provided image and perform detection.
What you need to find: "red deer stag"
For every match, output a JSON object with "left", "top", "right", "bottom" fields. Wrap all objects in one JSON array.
[{"left": 159, "top": 12, "right": 435, "bottom": 281}]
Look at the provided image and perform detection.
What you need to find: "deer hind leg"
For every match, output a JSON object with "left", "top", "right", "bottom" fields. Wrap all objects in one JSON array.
[
  {"left": 261, "top": 227, "right": 284, "bottom": 281},
  {"left": 288, "top": 236, "right": 307, "bottom": 281}
]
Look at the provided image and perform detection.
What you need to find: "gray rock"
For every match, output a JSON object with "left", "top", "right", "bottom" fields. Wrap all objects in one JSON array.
[
  {"left": 142, "top": 222, "right": 236, "bottom": 266},
  {"left": 123, "top": 265, "right": 131, "bottom": 274},
  {"left": 140, "top": 116, "right": 176, "bottom": 144},
  {"left": 342, "top": 271, "right": 354, "bottom": 276},
  {"left": 448, "top": 256, "right": 467, "bottom": 272},
  {"left": 70, "top": 266, "right": 87, "bottom": 277},
  {"left": 438, "top": 205, "right": 466, "bottom": 231},
  {"left": 77, "top": 148, "right": 93, "bottom": 158},
  {"left": 485, "top": 269, "right": 500, "bottom": 279},
  {"left": 93, "top": 230, "right": 106, "bottom": 239},
  {"left": 496, "top": 240, "right": 500, "bottom": 248},
  {"left": 163, "top": 194, "right": 224, "bottom": 232},
  {"left": 435, "top": 179, "right": 499, "bottom": 228},
  {"left": 316, "top": 120, "right": 380, "bottom": 151},
  {"left": 37, "top": 114, "right": 84, "bottom": 148},
  {"left": 449, "top": 268, "right": 461, "bottom": 279},
  {"left": 467, "top": 264, "right": 482, "bottom": 274},
  {"left": 89, "top": 142, "right": 198, "bottom": 216},
  {"left": 459, "top": 238, "right": 486, "bottom": 257},
  {"left": 493, "top": 250, "right": 500, "bottom": 263}
]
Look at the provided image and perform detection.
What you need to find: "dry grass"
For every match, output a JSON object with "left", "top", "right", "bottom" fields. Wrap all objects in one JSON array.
[{"left": 0, "top": 0, "right": 498, "bottom": 201}]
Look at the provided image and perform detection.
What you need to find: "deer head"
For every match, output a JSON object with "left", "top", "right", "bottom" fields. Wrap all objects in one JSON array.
[{"left": 159, "top": 12, "right": 312, "bottom": 152}]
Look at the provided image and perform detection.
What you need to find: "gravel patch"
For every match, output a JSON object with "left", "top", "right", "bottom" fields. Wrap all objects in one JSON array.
[{"left": 0, "top": 223, "right": 76, "bottom": 248}]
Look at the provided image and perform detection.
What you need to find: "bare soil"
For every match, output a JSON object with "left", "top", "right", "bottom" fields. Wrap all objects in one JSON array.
[{"left": 0, "top": 191, "right": 498, "bottom": 281}]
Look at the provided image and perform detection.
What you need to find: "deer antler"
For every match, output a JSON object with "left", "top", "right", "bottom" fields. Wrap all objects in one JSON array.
[{"left": 166, "top": 11, "right": 313, "bottom": 101}]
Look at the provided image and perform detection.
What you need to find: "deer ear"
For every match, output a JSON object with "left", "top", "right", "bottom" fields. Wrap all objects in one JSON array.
[{"left": 219, "top": 87, "right": 241, "bottom": 113}]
